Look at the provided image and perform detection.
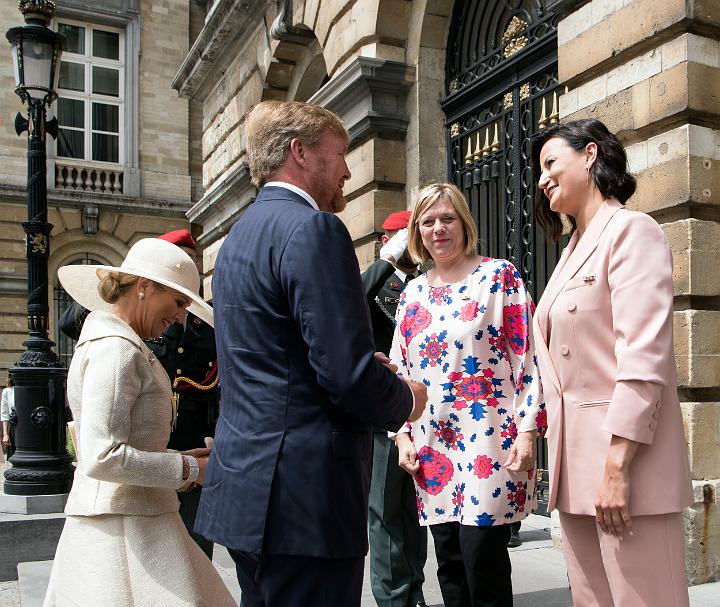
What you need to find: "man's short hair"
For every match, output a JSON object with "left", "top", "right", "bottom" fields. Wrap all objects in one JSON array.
[{"left": 245, "top": 101, "right": 349, "bottom": 187}]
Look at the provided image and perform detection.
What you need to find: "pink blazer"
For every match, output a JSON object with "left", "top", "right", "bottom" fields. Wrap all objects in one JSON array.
[{"left": 533, "top": 199, "right": 693, "bottom": 516}]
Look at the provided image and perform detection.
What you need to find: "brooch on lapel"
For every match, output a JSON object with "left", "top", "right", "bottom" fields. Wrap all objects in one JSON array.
[{"left": 583, "top": 274, "right": 596, "bottom": 284}]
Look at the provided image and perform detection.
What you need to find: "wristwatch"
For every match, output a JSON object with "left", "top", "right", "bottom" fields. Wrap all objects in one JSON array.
[{"left": 179, "top": 455, "right": 199, "bottom": 492}]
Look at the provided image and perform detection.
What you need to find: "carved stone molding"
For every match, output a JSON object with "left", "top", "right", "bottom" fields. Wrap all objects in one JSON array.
[
  {"left": 186, "top": 162, "right": 256, "bottom": 247},
  {"left": 309, "top": 58, "right": 416, "bottom": 148},
  {"left": 172, "top": 0, "right": 270, "bottom": 100}
]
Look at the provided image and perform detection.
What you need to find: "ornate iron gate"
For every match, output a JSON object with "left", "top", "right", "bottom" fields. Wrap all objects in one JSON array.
[{"left": 443, "top": 0, "right": 566, "bottom": 514}]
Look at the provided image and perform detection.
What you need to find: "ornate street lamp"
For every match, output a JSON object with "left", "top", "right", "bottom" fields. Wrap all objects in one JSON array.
[{"left": 3, "top": 0, "right": 74, "bottom": 495}]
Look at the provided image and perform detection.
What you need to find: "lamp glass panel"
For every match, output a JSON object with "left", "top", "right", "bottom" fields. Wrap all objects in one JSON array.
[
  {"left": 58, "top": 24, "right": 85, "bottom": 54},
  {"left": 92, "top": 66, "right": 119, "bottom": 97},
  {"left": 58, "top": 98, "right": 84, "bottom": 128},
  {"left": 58, "top": 128, "right": 84, "bottom": 159},
  {"left": 10, "top": 45, "right": 20, "bottom": 88},
  {"left": 92, "top": 30, "right": 119, "bottom": 60},
  {"left": 58, "top": 61, "right": 84, "bottom": 92},
  {"left": 92, "top": 133, "right": 119, "bottom": 163},
  {"left": 92, "top": 103, "right": 119, "bottom": 133},
  {"left": 21, "top": 38, "right": 54, "bottom": 91}
]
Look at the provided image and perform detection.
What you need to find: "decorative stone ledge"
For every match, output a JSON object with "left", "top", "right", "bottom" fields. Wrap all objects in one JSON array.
[
  {"left": 309, "top": 57, "right": 416, "bottom": 149},
  {"left": 186, "top": 162, "right": 256, "bottom": 247},
  {"left": 172, "top": 0, "right": 270, "bottom": 100},
  {"left": 0, "top": 185, "right": 192, "bottom": 219}
]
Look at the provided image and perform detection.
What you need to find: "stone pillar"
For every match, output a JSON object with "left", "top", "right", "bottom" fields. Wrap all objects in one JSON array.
[
  {"left": 552, "top": 0, "right": 720, "bottom": 584},
  {"left": 309, "top": 58, "right": 416, "bottom": 270}
]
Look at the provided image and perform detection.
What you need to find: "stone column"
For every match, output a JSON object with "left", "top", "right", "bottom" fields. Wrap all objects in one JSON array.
[{"left": 552, "top": 0, "right": 720, "bottom": 584}]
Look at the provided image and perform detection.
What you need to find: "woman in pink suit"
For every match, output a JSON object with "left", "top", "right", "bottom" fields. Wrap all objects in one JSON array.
[{"left": 531, "top": 118, "right": 693, "bottom": 607}]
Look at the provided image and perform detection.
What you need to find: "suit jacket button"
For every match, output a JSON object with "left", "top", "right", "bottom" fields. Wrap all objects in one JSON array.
[
  {"left": 652, "top": 411, "right": 660, "bottom": 420},
  {"left": 177, "top": 347, "right": 184, "bottom": 354},
  {"left": 560, "top": 345, "right": 569, "bottom": 356},
  {"left": 567, "top": 302, "right": 577, "bottom": 312},
  {"left": 176, "top": 369, "right": 182, "bottom": 375},
  {"left": 649, "top": 422, "right": 657, "bottom": 431}
]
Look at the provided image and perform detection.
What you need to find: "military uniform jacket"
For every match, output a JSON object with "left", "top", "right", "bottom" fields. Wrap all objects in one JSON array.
[
  {"left": 146, "top": 313, "right": 219, "bottom": 452},
  {"left": 361, "top": 258, "right": 408, "bottom": 357}
]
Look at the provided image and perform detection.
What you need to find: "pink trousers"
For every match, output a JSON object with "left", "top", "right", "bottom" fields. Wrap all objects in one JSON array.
[{"left": 559, "top": 511, "right": 689, "bottom": 607}]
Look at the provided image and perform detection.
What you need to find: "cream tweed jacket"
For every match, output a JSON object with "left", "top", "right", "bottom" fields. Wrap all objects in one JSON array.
[{"left": 64, "top": 311, "right": 186, "bottom": 516}]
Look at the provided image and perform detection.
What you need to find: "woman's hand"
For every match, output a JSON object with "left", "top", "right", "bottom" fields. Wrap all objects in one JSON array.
[
  {"left": 395, "top": 433, "right": 419, "bottom": 476},
  {"left": 2, "top": 432, "right": 9, "bottom": 448},
  {"left": 503, "top": 430, "right": 536, "bottom": 472},
  {"left": 595, "top": 465, "right": 632, "bottom": 536},
  {"left": 595, "top": 435, "right": 638, "bottom": 536},
  {"left": 181, "top": 447, "right": 212, "bottom": 486}
]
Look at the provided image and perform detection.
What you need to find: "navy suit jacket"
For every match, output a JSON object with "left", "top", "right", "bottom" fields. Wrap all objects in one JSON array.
[{"left": 195, "top": 186, "right": 414, "bottom": 558}]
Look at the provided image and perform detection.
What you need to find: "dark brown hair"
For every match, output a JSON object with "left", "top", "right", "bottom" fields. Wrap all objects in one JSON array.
[{"left": 531, "top": 118, "right": 636, "bottom": 241}]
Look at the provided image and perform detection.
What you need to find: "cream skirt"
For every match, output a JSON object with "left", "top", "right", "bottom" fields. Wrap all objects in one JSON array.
[{"left": 43, "top": 512, "right": 235, "bottom": 607}]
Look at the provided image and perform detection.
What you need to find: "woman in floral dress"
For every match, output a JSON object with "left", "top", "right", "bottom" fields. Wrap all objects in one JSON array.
[{"left": 391, "top": 183, "right": 546, "bottom": 607}]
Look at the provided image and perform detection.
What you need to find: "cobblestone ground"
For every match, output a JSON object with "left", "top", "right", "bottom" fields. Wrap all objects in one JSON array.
[{"left": 0, "top": 581, "right": 21, "bottom": 607}]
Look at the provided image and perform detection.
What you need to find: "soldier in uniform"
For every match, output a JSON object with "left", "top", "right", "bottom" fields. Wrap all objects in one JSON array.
[
  {"left": 364, "top": 211, "right": 428, "bottom": 607},
  {"left": 58, "top": 229, "right": 219, "bottom": 558}
]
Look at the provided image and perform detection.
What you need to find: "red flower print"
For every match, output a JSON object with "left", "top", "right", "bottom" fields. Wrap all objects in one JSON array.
[
  {"left": 506, "top": 480, "right": 528, "bottom": 513},
  {"left": 459, "top": 300, "right": 479, "bottom": 322},
  {"left": 400, "top": 302, "right": 432, "bottom": 346},
  {"left": 416, "top": 446, "right": 454, "bottom": 496},
  {"left": 473, "top": 454, "right": 496, "bottom": 480},
  {"left": 536, "top": 408, "right": 548, "bottom": 433},
  {"left": 429, "top": 286, "right": 452, "bottom": 305},
  {"left": 503, "top": 303, "right": 529, "bottom": 355}
]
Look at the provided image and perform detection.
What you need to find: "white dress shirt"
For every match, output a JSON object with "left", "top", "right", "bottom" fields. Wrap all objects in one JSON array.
[{"left": 265, "top": 181, "right": 319, "bottom": 211}]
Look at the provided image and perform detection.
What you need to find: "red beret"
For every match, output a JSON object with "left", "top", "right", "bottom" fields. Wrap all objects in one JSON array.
[
  {"left": 158, "top": 229, "right": 196, "bottom": 250},
  {"left": 382, "top": 210, "right": 411, "bottom": 231}
]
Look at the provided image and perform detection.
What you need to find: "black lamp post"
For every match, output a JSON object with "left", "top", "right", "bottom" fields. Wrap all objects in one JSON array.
[{"left": 3, "top": 0, "right": 74, "bottom": 496}]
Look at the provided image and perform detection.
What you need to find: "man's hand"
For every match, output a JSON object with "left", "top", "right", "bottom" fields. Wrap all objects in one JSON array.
[
  {"left": 406, "top": 380, "right": 427, "bottom": 422},
  {"left": 380, "top": 228, "right": 408, "bottom": 264},
  {"left": 502, "top": 430, "right": 536, "bottom": 472},
  {"left": 395, "top": 432, "right": 419, "bottom": 476}
]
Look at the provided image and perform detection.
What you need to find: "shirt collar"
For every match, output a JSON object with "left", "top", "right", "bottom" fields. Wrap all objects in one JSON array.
[
  {"left": 264, "top": 181, "right": 319, "bottom": 211},
  {"left": 394, "top": 268, "right": 409, "bottom": 282}
]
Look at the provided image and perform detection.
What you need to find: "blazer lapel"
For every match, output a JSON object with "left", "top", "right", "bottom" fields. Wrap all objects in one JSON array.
[{"left": 536, "top": 199, "right": 624, "bottom": 340}]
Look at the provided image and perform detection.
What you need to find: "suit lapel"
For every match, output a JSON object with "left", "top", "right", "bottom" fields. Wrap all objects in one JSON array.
[
  {"left": 536, "top": 199, "right": 624, "bottom": 341},
  {"left": 534, "top": 199, "right": 624, "bottom": 396}
]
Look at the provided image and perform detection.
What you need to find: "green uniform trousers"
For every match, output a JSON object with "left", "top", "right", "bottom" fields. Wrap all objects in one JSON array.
[{"left": 369, "top": 433, "right": 427, "bottom": 607}]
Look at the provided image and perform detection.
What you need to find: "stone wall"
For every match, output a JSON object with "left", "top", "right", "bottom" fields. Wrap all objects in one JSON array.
[
  {"left": 556, "top": 0, "right": 720, "bottom": 584},
  {"left": 0, "top": 0, "right": 195, "bottom": 384}
]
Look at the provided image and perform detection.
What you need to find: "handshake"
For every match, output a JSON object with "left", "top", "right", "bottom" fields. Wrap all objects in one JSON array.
[{"left": 374, "top": 352, "right": 427, "bottom": 422}]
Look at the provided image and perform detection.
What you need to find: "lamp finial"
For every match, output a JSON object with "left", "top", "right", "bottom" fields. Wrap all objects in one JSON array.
[{"left": 18, "top": 0, "right": 56, "bottom": 27}]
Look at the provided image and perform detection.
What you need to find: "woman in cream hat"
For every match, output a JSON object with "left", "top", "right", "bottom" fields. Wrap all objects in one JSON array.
[{"left": 43, "top": 238, "right": 234, "bottom": 607}]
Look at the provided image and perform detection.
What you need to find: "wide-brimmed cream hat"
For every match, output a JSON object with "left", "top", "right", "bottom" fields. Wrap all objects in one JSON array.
[{"left": 57, "top": 238, "right": 213, "bottom": 327}]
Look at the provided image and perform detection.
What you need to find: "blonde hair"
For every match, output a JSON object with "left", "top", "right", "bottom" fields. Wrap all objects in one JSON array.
[
  {"left": 245, "top": 101, "right": 349, "bottom": 187},
  {"left": 408, "top": 182, "right": 478, "bottom": 263},
  {"left": 97, "top": 271, "right": 140, "bottom": 304}
]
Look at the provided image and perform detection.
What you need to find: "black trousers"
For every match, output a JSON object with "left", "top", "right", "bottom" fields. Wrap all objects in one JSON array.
[
  {"left": 430, "top": 522, "right": 512, "bottom": 607},
  {"left": 229, "top": 549, "right": 364, "bottom": 607}
]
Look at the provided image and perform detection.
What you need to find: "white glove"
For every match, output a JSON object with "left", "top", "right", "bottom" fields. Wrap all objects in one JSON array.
[{"left": 379, "top": 228, "right": 408, "bottom": 263}]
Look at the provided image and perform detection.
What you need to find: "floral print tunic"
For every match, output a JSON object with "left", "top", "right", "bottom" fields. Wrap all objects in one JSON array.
[{"left": 390, "top": 258, "right": 546, "bottom": 527}]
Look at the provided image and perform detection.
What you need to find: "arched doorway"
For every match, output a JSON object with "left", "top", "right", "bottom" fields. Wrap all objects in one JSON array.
[
  {"left": 54, "top": 254, "right": 106, "bottom": 367},
  {"left": 443, "top": 1, "right": 564, "bottom": 514}
]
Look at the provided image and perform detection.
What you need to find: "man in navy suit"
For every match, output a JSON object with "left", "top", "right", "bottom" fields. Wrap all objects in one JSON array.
[{"left": 195, "top": 100, "right": 427, "bottom": 607}]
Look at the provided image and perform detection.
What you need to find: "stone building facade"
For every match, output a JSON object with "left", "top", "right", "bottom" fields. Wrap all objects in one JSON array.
[
  {"left": 0, "top": 0, "right": 199, "bottom": 376},
  {"left": 173, "top": 0, "right": 720, "bottom": 583}
]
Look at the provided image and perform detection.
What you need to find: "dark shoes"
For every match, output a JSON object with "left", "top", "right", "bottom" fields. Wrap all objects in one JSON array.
[{"left": 507, "top": 527, "right": 522, "bottom": 548}]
